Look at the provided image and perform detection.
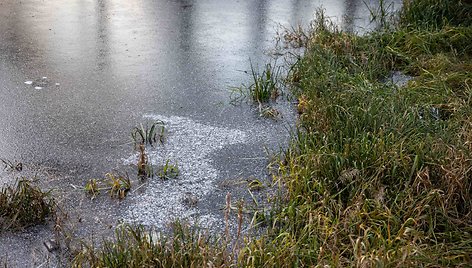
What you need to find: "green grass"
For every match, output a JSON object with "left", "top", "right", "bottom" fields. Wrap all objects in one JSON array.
[
  {"left": 0, "top": 179, "right": 55, "bottom": 231},
  {"left": 157, "top": 160, "right": 179, "bottom": 180},
  {"left": 248, "top": 62, "right": 281, "bottom": 103},
  {"left": 231, "top": 60, "right": 281, "bottom": 104},
  {"left": 71, "top": 0, "right": 472, "bottom": 266},
  {"left": 72, "top": 222, "right": 231, "bottom": 268},
  {"left": 399, "top": 0, "right": 472, "bottom": 29},
  {"left": 237, "top": 1, "right": 472, "bottom": 266}
]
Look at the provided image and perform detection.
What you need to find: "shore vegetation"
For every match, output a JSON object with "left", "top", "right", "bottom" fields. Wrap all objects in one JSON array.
[{"left": 72, "top": 0, "right": 472, "bottom": 266}]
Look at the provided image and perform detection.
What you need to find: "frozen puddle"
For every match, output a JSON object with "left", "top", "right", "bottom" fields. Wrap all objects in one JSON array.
[
  {"left": 389, "top": 71, "right": 413, "bottom": 87},
  {"left": 123, "top": 114, "right": 248, "bottom": 228}
]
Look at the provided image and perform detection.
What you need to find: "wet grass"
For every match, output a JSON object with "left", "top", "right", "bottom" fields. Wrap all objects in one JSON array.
[
  {"left": 72, "top": 0, "right": 472, "bottom": 266},
  {"left": 231, "top": 60, "right": 284, "bottom": 120},
  {"left": 399, "top": 0, "right": 472, "bottom": 29},
  {"left": 72, "top": 196, "right": 247, "bottom": 268},
  {"left": 0, "top": 179, "right": 55, "bottom": 231}
]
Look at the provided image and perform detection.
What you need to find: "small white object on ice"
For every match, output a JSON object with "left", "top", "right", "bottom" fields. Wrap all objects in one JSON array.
[
  {"left": 24, "top": 81, "right": 33, "bottom": 85},
  {"left": 42, "top": 76, "right": 47, "bottom": 79},
  {"left": 55, "top": 83, "right": 60, "bottom": 86},
  {"left": 35, "top": 86, "right": 43, "bottom": 90}
]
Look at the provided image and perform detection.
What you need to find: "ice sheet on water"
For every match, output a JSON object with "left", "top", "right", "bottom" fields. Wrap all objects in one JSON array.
[{"left": 123, "top": 114, "right": 248, "bottom": 228}]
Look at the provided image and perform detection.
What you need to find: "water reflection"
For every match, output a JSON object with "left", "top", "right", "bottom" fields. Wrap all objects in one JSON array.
[{"left": 95, "top": 0, "right": 110, "bottom": 72}]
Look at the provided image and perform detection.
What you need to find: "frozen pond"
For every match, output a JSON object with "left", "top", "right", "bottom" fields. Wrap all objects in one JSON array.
[
  {"left": 0, "top": 0, "right": 401, "bottom": 175},
  {"left": 0, "top": 0, "right": 401, "bottom": 266}
]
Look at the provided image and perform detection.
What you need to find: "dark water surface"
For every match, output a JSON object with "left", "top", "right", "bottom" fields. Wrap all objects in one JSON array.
[{"left": 0, "top": 0, "right": 401, "bottom": 266}]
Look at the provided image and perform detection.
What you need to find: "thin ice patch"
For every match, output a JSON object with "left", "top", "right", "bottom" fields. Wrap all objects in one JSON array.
[
  {"left": 390, "top": 71, "right": 413, "bottom": 87},
  {"left": 123, "top": 114, "right": 248, "bottom": 228}
]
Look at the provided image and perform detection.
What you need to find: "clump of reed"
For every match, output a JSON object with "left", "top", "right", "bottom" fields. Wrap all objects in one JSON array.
[
  {"left": 137, "top": 143, "right": 150, "bottom": 178},
  {"left": 0, "top": 179, "right": 55, "bottom": 231},
  {"left": 131, "top": 120, "right": 169, "bottom": 179},
  {"left": 84, "top": 178, "right": 100, "bottom": 198},
  {"left": 107, "top": 173, "right": 131, "bottom": 199}
]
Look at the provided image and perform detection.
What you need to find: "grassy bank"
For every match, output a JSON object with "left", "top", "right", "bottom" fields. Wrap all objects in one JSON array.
[
  {"left": 73, "top": 0, "right": 472, "bottom": 267},
  {"left": 239, "top": 1, "right": 472, "bottom": 266}
]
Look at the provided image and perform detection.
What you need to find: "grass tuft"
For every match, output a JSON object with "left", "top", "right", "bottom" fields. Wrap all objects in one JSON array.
[
  {"left": 72, "top": 222, "right": 231, "bottom": 268},
  {"left": 106, "top": 173, "right": 131, "bottom": 199},
  {"left": 231, "top": 60, "right": 282, "bottom": 105},
  {"left": 131, "top": 121, "right": 165, "bottom": 147},
  {"left": 137, "top": 144, "right": 150, "bottom": 178},
  {"left": 84, "top": 179, "right": 100, "bottom": 199},
  {"left": 248, "top": 62, "right": 281, "bottom": 103},
  {"left": 0, "top": 179, "right": 55, "bottom": 231},
  {"left": 157, "top": 160, "right": 179, "bottom": 180}
]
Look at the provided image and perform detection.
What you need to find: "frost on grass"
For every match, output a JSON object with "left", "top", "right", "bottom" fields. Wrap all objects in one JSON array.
[{"left": 123, "top": 115, "right": 248, "bottom": 228}]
